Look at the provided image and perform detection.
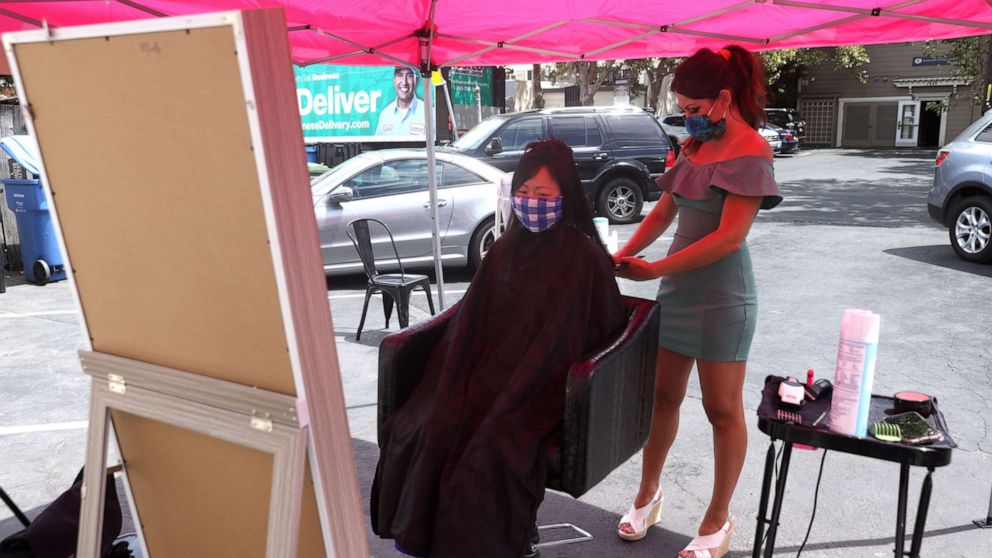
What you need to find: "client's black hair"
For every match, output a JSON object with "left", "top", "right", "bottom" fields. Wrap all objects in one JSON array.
[{"left": 509, "top": 138, "right": 603, "bottom": 246}]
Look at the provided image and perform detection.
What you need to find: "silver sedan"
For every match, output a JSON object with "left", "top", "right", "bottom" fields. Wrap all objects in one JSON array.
[{"left": 311, "top": 149, "right": 504, "bottom": 276}]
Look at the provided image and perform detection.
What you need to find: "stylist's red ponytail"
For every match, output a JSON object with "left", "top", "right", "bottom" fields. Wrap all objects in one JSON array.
[{"left": 723, "top": 45, "right": 767, "bottom": 129}]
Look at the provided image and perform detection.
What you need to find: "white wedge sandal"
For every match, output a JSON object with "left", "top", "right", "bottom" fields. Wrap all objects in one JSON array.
[
  {"left": 616, "top": 486, "right": 664, "bottom": 541},
  {"left": 679, "top": 516, "right": 735, "bottom": 558}
]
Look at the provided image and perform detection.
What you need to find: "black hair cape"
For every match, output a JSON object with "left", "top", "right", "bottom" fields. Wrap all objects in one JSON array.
[{"left": 370, "top": 224, "right": 625, "bottom": 557}]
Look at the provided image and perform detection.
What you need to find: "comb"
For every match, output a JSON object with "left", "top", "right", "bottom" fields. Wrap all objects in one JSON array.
[
  {"left": 872, "top": 421, "right": 902, "bottom": 443},
  {"left": 776, "top": 409, "right": 802, "bottom": 424}
]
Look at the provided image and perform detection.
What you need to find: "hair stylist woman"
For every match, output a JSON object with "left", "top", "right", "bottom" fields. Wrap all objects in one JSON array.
[{"left": 613, "top": 46, "right": 782, "bottom": 558}]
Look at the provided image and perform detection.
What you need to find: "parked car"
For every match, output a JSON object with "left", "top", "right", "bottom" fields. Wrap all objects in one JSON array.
[
  {"left": 310, "top": 149, "right": 504, "bottom": 275},
  {"left": 762, "top": 124, "right": 799, "bottom": 154},
  {"left": 443, "top": 106, "right": 675, "bottom": 224},
  {"left": 765, "top": 108, "right": 806, "bottom": 143},
  {"left": 658, "top": 113, "right": 690, "bottom": 150},
  {"left": 759, "top": 125, "right": 782, "bottom": 152},
  {"left": 927, "top": 111, "right": 992, "bottom": 263},
  {"left": 778, "top": 127, "right": 799, "bottom": 154}
]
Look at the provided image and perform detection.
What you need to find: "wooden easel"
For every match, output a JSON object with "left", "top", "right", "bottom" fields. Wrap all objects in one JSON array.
[{"left": 4, "top": 9, "right": 368, "bottom": 557}]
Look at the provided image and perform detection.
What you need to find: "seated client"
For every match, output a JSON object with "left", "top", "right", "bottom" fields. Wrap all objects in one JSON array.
[{"left": 371, "top": 139, "right": 625, "bottom": 558}]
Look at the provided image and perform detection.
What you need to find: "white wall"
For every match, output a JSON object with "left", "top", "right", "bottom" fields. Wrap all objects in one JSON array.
[{"left": 512, "top": 80, "right": 647, "bottom": 111}]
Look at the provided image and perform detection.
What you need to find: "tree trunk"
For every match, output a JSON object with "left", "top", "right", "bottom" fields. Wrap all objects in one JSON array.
[
  {"left": 648, "top": 58, "right": 678, "bottom": 114},
  {"left": 577, "top": 61, "right": 614, "bottom": 106},
  {"left": 648, "top": 74, "right": 663, "bottom": 113},
  {"left": 531, "top": 64, "right": 545, "bottom": 109}
]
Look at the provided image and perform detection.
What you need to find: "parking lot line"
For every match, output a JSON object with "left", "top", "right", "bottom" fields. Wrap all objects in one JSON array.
[
  {"left": 0, "top": 420, "right": 89, "bottom": 436},
  {"left": 0, "top": 310, "right": 78, "bottom": 318}
]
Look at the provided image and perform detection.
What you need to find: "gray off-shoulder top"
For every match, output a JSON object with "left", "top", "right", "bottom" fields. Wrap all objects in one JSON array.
[{"left": 655, "top": 154, "right": 782, "bottom": 210}]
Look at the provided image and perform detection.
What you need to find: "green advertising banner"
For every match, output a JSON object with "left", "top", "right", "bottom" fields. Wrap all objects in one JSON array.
[
  {"left": 295, "top": 64, "right": 428, "bottom": 142},
  {"left": 449, "top": 67, "right": 493, "bottom": 106}
]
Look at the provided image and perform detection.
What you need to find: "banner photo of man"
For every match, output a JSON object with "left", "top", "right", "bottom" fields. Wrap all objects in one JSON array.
[{"left": 295, "top": 64, "right": 428, "bottom": 142}]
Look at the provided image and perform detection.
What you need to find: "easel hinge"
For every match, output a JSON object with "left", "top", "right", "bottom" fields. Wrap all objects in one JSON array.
[
  {"left": 108, "top": 374, "right": 126, "bottom": 394},
  {"left": 250, "top": 411, "right": 273, "bottom": 432}
]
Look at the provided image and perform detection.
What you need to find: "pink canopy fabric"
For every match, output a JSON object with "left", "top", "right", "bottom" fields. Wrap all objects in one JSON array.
[{"left": 0, "top": 1, "right": 990, "bottom": 67}]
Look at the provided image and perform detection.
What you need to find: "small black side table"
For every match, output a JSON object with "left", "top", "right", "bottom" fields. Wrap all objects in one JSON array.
[{"left": 752, "top": 395, "right": 953, "bottom": 558}]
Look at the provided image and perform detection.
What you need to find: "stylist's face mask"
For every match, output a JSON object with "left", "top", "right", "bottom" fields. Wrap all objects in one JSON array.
[
  {"left": 512, "top": 195, "right": 563, "bottom": 233},
  {"left": 684, "top": 99, "right": 728, "bottom": 142}
]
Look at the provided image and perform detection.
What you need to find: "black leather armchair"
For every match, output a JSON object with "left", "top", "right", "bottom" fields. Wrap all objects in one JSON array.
[{"left": 377, "top": 295, "right": 660, "bottom": 499}]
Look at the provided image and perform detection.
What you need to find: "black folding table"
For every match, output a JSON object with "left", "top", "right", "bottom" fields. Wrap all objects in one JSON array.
[{"left": 752, "top": 384, "right": 954, "bottom": 558}]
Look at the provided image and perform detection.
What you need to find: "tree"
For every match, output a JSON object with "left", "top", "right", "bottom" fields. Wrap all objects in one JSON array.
[
  {"left": 623, "top": 58, "right": 681, "bottom": 113},
  {"left": 533, "top": 47, "right": 868, "bottom": 112},
  {"left": 762, "top": 46, "right": 869, "bottom": 108},
  {"left": 531, "top": 64, "right": 545, "bottom": 109},
  {"left": 925, "top": 36, "right": 990, "bottom": 110},
  {"left": 546, "top": 61, "right": 616, "bottom": 106},
  {"left": 575, "top": 61, "right": 615, "bottom": 106}
]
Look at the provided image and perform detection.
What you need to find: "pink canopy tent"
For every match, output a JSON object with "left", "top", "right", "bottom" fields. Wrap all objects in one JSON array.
[
  {"left": 3, "top": 0, "right": 991, "bottom": 304},
  {"left": 0, "top": 1, "right": 990, "bottom": 66}
]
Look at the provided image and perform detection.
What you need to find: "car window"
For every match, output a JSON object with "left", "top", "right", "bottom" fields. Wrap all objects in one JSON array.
[
  {"left": 344, "top": 160, "right": 432, "bottom": 199},
  {"left": 586, "top": 118, "right": 603, "bottom": 146},
  {"left": 311, "top": 153, "right": 378, "bottom": 196},
  {"left": 550, "top": 117, "right": 586, "bottom": 146},
  {"left": 441, "top": 162, "right": 485, "bottom": 187},
  {"left": 450, "top": 117, "right": 505, "bottom": 151},
  {"left": 605, "top": 115, "right": 665, "bottom": 148},
  {"left": 663, "top": 116, "right": 685, "bottom": 127},
  {"left": 975, "top": 123, "right": 992, "bottom": 143},
  {"left": 765, "top": 111, "right": 791, "bottom": 127},
  {"left": 497, "top": 118, "right": 544, "bottom": 151},
  {"left": 549, "top": 116, "right": 603, "bottom": 148}
]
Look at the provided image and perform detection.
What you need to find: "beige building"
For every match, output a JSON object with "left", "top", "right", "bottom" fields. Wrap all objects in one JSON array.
[{"left": 799, "top": 43, "right": 984, "bottom": 148}]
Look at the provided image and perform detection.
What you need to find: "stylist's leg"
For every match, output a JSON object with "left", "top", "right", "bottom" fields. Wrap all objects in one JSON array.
[
  {"left": 618, "top": 348, "right": 694, "bottom": 536},
  {"left": 679, "top": 359, "right": 747, "bottom": 557}
]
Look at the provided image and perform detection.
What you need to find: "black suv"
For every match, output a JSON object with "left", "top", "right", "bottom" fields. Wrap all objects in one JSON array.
[
  {"left": 764, "top": 108, "right": 806, "bottom": 143},
  {"left": 442, "top": 106, "right": 674, "bottom": 224}
]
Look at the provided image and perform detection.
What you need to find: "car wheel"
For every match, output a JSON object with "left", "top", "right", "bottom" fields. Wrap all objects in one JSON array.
[
  {"left": 948, "top": 196, "right": 992, "bottom": 263},
  {"left": 598, "top": 178, "right": 644, "bottom": 225},
  {"left": 469, "top": 216, "right": 496, "bottom": 270}
]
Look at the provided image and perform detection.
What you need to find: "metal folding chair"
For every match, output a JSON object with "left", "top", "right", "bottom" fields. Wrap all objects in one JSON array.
[{"left": 347, "top": 218, "right": 435, "bottom": 341}]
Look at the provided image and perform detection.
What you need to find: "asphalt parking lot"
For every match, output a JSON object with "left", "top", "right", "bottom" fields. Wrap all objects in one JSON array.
[{"left": 2, "top": 148, "right": 990, "bottom": 557}]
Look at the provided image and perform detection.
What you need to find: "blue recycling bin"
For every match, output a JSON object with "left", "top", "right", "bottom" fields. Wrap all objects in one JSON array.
[
  {"left": 0, "top": 135, "right": 65, "bottom": 285},
  {"left": 2, "top": 178, "right": 65, "bottom": 285},
  {"left": 305, "top": 144, "right": 318, "bottom": 163}
]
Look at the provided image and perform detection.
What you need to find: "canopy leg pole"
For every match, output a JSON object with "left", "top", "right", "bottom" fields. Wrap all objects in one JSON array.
[
  {"left": 975, "top": 479, "right": 992, "bottom": 528},
  {"left": 423, "top": 65, "right": 446, "bottom": 310}
]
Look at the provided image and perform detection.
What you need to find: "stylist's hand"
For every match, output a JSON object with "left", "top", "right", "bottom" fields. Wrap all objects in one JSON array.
[
  {"left": 614, "top": 257, "right": 659, "bottom": 281},
  {"left": 611, "top": 250, "right": 628, "bottom": 268}
]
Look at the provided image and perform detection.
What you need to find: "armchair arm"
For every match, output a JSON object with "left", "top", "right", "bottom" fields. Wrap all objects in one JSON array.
[
  {"left": 376, "top": 302, "right": 460, "bottom": 444},
  {"left": 558, "top": 296, "right": 660, "bottom": 498}
]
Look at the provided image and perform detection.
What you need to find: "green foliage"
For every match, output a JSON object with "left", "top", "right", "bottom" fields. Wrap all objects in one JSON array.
[
  {"left": 530, "top": 46, "right": 870, "bottom": 110},
  {"left": 761, "top": 46, "right": 869, "bottom": 107},
  {"left": 544, "top": 61, "right": 616, "bottom": 105},
  {"left": 924, "top": 36, "right": 988, "bottom": 104}
]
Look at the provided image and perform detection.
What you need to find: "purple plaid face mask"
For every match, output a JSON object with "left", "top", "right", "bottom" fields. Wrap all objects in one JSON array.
[{"left": 511, "top": 195, "right": 563, "bottom": 233}]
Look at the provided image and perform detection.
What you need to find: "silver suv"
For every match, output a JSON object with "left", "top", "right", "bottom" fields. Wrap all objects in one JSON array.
[{"left": 928, "top": 111, "right": 992, "bottom": 263}]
